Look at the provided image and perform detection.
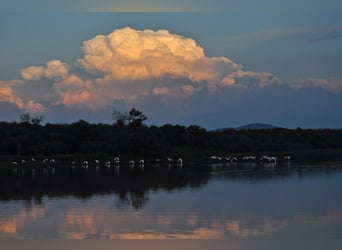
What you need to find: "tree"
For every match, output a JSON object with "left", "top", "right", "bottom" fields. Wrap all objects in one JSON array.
[
  {"left": 31, "top": 115, "right": 43, "bottom": 125},
  {"left": 112, "top": 108, "right": 147, "bottom": 128},
  {"left": 20, "top": 113, "right": 31, "bottom": 123},
  {"left": 112, "top": 110, "right": 129, "bottom": 127},
  {"left": 20, "top": 113, "right": 43, "bottom": 125},
  {"left": 128, "top": 108, "right": 147, "bottom": 128}
]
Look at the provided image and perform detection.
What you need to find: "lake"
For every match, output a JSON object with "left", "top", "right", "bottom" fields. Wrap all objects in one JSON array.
[{"left": 0, "top": 158, "right": 341, "bottom": 249}]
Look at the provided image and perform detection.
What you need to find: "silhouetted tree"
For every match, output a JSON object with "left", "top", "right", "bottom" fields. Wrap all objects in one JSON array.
[
  {"left": 31, "top": 115, "right": 43, "bottom": 125},
  {"left": 20, "top": 113, "right": 31, "bottom": 124},
  {"left": 1, "top": 118, "right": 342, "bottom": 157},
  {"left": 112, "top": 110, "right": 129, "bottom": 127},
  {"left": 20, "top": 113, "right": 43, "bottom": 125},
  {"left": 128, "top": 108, "right": 147, "bottom": 128},
  {"left": 112, "top": 108, "right": 147, "bottom": 128}
]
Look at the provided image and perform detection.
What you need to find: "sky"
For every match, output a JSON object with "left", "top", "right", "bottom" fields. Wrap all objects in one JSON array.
[{"left": 0, "top": 1, "right": 342, "bottom": 129}]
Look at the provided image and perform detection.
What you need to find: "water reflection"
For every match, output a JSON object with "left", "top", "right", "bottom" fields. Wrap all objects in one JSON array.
[
  {"left": 0, "top": 204, "right": 45, "bottom": 237},
  {"left": 0, "top": 161, "right": 342, "bottom": 240},
  {"left": 0, "top": 162, "right": 208, "bottom": 209},
  {"left": 1, "top": 202, "right": 341, "bottom": 239}
]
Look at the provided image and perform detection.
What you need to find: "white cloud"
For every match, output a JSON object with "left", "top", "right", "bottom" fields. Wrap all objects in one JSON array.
[
  {"left": 17, "top": 27, "right": 283, "bottom": 111},
  {"left": 21, "top": 60, "right": 69, "bottom": 81},
  {"left": 78, "top": 27, "right": 241, "bottom": 86}
]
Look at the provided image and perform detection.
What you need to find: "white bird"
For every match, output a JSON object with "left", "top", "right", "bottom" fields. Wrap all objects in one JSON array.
[
  {"left": 260, "top": 155, "right": 270, "bottom": 162},
  {"left": 50, "top": 159, "right": 55, "bottom": 164},
  {"left": 10, "top": 162, "right": 18, "bottom": 174},
  {"left": 128, "top": 160, "right": 135, "bottom": 167},
  {"left": 114, "top": 157, "right": 120, "bottom": 164},
  {"left": 243, "top": 156, "right": 256, "bottom": 161},
  {"left": 83, "top": 161, "right": 89, "bottom": 168},
  {"left": 230, "top": 157, "right": 238, "bottom": 163},
  {"left": 95, "top": 160, "right": 100, "bottom": 164},
  {"left": 269, "top": 157, "right": 277, "bottom": 164},
  {"left": 43, "top": 158, "right": 49, "bottom": 164},
  {"left": 138, "top": 159, "right": 145, "bottom": 165},
  {"left": 283, "top": 156, "right": 291, "bottom": 161},
  {"left": 105, "top": 161, "right": 111, "bottom": 168},
  {"left": 210, "top": 156, "right": 222, "bottom": 161},
  {"left": 260, "top": 155, "right": 277, "bottom": 164},
  {"left": 177, "top": 158, "right": 183, "bottom": 165},
  {"left": 167, "top": 157, "right": 174, "bottom": 162}
]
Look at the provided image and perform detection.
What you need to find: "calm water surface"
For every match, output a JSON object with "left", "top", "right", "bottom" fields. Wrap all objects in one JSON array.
[{"left": 0, "top": 159, "right": 341, "bottom": 249}]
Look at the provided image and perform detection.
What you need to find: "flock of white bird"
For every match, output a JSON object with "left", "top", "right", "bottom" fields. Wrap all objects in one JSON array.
[
  {"left": 8, "top": 154, "right": 290, "bottom": 174},
  {"left": 10, "top": 158, "right": 55, "bottom": 166},
  {"left": 9, "top": 156, "right": 183, "bottom": 170},
  {"left": 210, "top": 155, "right": 291, "bottom": 164}
]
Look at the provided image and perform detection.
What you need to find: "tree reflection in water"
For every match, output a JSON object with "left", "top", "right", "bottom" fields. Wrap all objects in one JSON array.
[
  {"left": 1, "top": 161, "right": 341, "bottom": 210},
  {"left": 0, "top": 162, "right": 211, "bottom": 209}
]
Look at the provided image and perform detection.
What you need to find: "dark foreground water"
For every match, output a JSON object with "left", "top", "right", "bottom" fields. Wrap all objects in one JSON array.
[{"left": 0, "top": 159, "right": 341, "bottom": 249}]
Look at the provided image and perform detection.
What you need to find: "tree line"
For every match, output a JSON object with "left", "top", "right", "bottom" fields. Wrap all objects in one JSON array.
[{"left": 0, "top": 109, "right": 342, "bottom": 158}]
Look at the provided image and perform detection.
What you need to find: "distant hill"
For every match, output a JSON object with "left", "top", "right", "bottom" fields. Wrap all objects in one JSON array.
[{"left": 213, "top": 123, "right": 281, "bottom": 132}]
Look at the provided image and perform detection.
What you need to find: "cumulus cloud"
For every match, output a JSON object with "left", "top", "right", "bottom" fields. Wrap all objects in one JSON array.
[
  {"left": 77, "top": 28, "right": 283, "bottom": 93},
  {"left": 77, "top": 27, "right": 241, "bottom": 85},
  {"left": 1, "top": 27, "right": 288, "bottom": 113},
  {"left": 17, "top": 27, "right": 283, "bottom": 111},
  {"left": 21, "top": 60, "right": 69, "bottom": 81}
]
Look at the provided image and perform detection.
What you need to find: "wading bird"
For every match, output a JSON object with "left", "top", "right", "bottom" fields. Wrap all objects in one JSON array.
[
  {"left": 129, "top": 160, "right": 135, "bottom": 167},
  {"left": 83, "top": 161, "right": 89, "bottom": 169},
  {"left": 283, "top": 156, "right": 291, "bottom": 162},
  {"left": 210, "top": 156, "right": 222, "bottom": 161},
  {"left": 114, "top": 157, "right": 120, "bottom": 164},
  {"left": 230, "top": 157, "right": 238, "bottom": 163}
]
